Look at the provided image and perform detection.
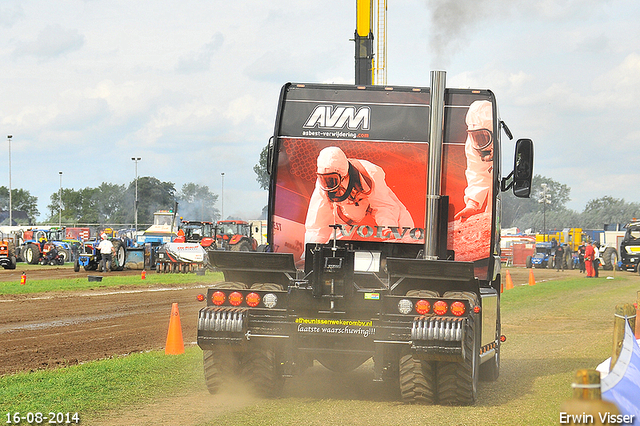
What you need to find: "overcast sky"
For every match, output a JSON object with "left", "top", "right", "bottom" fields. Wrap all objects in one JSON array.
[{"left": 1, "top": 0, "right": 639, "bottom": 221}]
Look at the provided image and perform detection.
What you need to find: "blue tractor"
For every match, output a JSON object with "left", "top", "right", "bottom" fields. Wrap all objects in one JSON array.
[{"left": 526, "top": 242, "right": 554, "bottom": 268}]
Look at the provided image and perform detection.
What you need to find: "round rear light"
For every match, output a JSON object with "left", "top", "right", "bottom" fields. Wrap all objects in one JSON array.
[
  {"left": 229, "top": 291, "right": 243, "bottom": 306},
  {"left": 246, "top": 292, "right": 260, "bottom": 307},
  {"left": 415, "top": 299, "right": 430, "bottom": 315},
  {"left": 263, "top": 293, "right": 278, "bottom": 308},
  {"left": 450, "top": 301, "right": 466, "bottom": 316},
  {"left": 473, "top": 305, "right": 481, "bottom": 314},
  {"left": 196, "top": 293, "right": 205, "bottom": 302},
  {"left": 433, "top": 300, "right": 448, "bottom": 315},
  {"left": 397, "top": 299, "right": 413, "bottom": 315},
  {"left": 212, "top": 291, "right": 225, "bottom": 306}
]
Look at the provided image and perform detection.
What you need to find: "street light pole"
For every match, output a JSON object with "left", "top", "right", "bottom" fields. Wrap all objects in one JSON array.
[
  {"left": 7, "top": 135, "right": 12, "bottom": 226},
  {"left": 58, "top": 171, "right": 63, "bottom": 227},
  {"left": 541, "top": 183, "right": 548, "bottom": 242},
  {"left": 131, "top": 157, "right": 141, "bottom": 231},
  {"left": 221, "top": 172, "right": 225, "bottom": 221}
]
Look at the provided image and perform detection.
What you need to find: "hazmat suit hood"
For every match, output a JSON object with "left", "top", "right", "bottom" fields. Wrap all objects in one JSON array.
[{"left": 466, "top": 100, "right": 494, "bottom": 162}]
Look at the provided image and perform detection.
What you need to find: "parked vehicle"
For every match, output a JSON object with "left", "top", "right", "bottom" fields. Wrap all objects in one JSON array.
[
  {"left": 526, "top": 242, "right": 553, "bottom": 268},
  {"left": 215, "top": 220, "right": 257, "bottom": 252}
]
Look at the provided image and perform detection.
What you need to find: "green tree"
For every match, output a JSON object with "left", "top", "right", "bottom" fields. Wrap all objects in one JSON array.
[
  {"left": 0, "top": 186, "right": 39, "bottom": 223},
  {"left": 253, "top": 144, "right": 270, "bottom": 190},
  {"left": 132, "top": 177, "right": 176, "bottom": 225},
  {"left": 502, "top": 175, "right": 571, "bottom": 229},
  {"left": 176, "top": 183, "right": 219, "bottom": 221},
  {"left": 580, "top": 196, "right": 640, "bottom": 229}
]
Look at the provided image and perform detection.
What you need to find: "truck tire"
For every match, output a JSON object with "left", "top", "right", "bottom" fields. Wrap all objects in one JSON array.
[
  {"left": 203, "top": 347, "right": 242, "bottom": 395},
  {"left": 436, "top": 314, "right": 479, "bottom": 405},
  {"left": 526, "top": 256, "right": 532, "bottom": 268},
  {"left": 250, "top": 283, "right": 284, "bottom": 291},
  {"left": 399, "top": 353, "right": 436, "bottom": 404},
  {"left": 601, "top": 247, "right": 617, "bottom": 271},
  {"left": 74, "top": 259, "right": 80, "bottom": 272},
  {"left": 210, "top": 281, "right": 248, "bottom": 290},
  {"left": 242, "top": 347, "right": 284, "bottom": 397}
]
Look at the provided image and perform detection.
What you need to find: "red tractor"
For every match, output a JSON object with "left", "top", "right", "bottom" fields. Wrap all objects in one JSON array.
[
  {"left": 175, "top": 220, "right": 216, "bottom": 251},
  {"left": 215, "top": 220, "right": 257, "bottom": 251}
]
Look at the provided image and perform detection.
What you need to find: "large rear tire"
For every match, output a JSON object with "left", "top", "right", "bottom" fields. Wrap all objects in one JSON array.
[
  {"left": 25, "top": 244, "right": 40, "bottom": 265},
  {"left": 203, "top": 347, "right": 242, "bottom": 395},
  {"left": 112, "top": 240, "right": 126, "bottom": 271},
  {"left": 436, "top": 314, "right": 479, "bottom": 405},
  {"left": 601, "top": 247, "right": 617, "bottom": 271},
  {"left": 231, "top": 241, "right": 251, "bottom": 252},
  {"left": 57, "top": 248, "right": 70, "bottom": 263},
  {"left": 242, "top": 347, "right": 284, "bottom": 397},
  {"left": 399, "top": 353, "right": 436, "bottom": 404},
  {"left": 525, "top": 255, "right": 532, "bottom": 268}
]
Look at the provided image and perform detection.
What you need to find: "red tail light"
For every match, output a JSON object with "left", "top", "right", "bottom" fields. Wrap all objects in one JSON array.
[
  {"left": 212, "top": 291, "right": 225, "bottom": 306},
  {"left": 450, "top": 301, "right": 466, "bottom": 317},
  {"left": 246, "top": 292, "right": 260, "bottom": 307},
  {"left": 433, "top": 300, "right": 448, "bottom": 315},
  {"left": 415, "top": 299, "right": 431, "bottom": 315},
  {"left": 228, "top": 291, "right": 243, "bottom": 306},
  {"left": 196, "top": 293, "right": 205, "bottom": 302}
]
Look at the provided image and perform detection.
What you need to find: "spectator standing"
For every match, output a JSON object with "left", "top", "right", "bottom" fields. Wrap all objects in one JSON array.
[
  {"left": 556, "top": 244, "right": 565, "bottom": 271},
  {"left": 578, "top": 243, "right": 586, "bottom": 273},
  {"left": 584, "top": 241, "right": 595, "bottom": 278},
  {"left": 593, "top": 242, "right": 600, "bottom": 278},
  {"left": 97, "top": 233, "right": 115, "bottom": 272}
]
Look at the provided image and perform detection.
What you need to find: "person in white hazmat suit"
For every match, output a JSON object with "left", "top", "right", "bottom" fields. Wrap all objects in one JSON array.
[
  {"left": 305, "top": 146, "right": 414, "bottom": 245},
  {"left": 454, "top": 100, "right": 494, "bottom": 221}
]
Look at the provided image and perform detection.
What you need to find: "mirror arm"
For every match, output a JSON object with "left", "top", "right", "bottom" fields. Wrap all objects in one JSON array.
[{"left": 501, "top": 171, "right": 514, "bottom": 192}]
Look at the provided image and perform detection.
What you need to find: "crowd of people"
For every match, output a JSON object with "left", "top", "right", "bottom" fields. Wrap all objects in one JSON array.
[{"left": 551, "top": 238, "right": 603, "bottom": 277}]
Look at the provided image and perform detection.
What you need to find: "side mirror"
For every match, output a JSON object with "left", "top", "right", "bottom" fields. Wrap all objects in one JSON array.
[{"left": 501, "top": 138, "right": 534, "bottom": 198}]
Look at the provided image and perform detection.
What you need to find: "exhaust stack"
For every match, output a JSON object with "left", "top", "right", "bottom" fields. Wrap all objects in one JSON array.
[{"left": 423, "top": 70, "right": 446, "bottom": 260}]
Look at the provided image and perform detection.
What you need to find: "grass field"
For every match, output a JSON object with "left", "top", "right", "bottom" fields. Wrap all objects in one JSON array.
[
  {"left": 0, "top": 270, "right": 224, "bottom": 295},
  {"left": 1, "top": 269, "right": 638, "bottom": 426}
]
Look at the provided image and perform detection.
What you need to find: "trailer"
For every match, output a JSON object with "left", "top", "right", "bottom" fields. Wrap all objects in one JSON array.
[{"left": 196, "top": 72, "right": 534, "bottom": 404}]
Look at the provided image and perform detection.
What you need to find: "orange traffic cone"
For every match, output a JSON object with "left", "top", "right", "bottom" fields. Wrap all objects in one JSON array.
[
  {"left": 20, "top": 272, "right": 26, "bottom": 285},
  {"left": 165, "top": 302, "right": 185, "bottom": 355},
  {"left": 528, "top": 269, "right": 536, "bottom": 286},
  {"left": 141, "top": 270, "right": 146, "bottom": 280},
  {"left": 505, "top": 270, "right": 514, "bottom": 290}
]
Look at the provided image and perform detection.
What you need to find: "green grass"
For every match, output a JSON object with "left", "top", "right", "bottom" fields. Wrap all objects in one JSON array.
[
  {"left": 0, "top": 271, "right": 224, "bottom": 295},
  {"left": 0, "top": 348, "right": 202, "bottom": 417},
  {"left": 2, "top": 271, "right": 638, "bottom": 426}
]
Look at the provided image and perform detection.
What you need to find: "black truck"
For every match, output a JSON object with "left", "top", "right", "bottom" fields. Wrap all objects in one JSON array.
[{"left": 197, "top": 71, "right": 534, "bottom": 405}]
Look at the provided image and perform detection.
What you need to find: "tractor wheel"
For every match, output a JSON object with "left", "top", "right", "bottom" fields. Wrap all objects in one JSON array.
[
  {"left": 210, "top": 281, "right": 248, "bottom": 290},
  {"left": 84, "top": 263, "right": 97, "bottom": 271},
  {"left": 601, "top": 247, "right": 617, "bottom": 271},
  {"left": 74, "top": 259, "right": 80, "bottom": 272},
  {"left": 525, "top": 256, "right": 532, "bottom": 268},
  {"left": 436, "top": 313, "right": 479, "bottom": 405},
  {"left": 242, "top": 346, "right": 284, "bottom": 398},
  {"left": 57, "top": 248, "right": 70, "bottom": 263},
  {"left": 6, "top": 255, "right": 17, "bottom": 270},
  {"left": 112, "top": 240, "right": 126, "bottom": 271},
  {"left": 156, "top": 262, "right": 162, "bottom": 273},
  {"left": 399, "top": 353, "right": 436, "bottom": 404},
  {"left": 25, "top": 244, "right": 40, "bottom": 265},
  {"left": 231, "top": 241, "right": 252, "bottom": 252}
]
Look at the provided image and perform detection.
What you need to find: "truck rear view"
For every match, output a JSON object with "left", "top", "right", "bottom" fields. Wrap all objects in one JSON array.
[{"left": 198, "top": 71, "right": 534, "bottom": 404}]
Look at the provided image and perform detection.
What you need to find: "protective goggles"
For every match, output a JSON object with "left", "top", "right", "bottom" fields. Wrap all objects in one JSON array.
[
  {"left": 467, "top": 128, "right": 493, "bottom": 151},
  {"left": 317, "top": 172, "right": 345, "bottom": 191}
]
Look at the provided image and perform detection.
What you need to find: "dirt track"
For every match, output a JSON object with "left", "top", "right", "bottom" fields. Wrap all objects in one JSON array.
[
  {"left": 0, "top": 265, "right": 586, "bottom": 377},
  {"left": 0, "top": 267, "right": 206, "bottom": 376}
]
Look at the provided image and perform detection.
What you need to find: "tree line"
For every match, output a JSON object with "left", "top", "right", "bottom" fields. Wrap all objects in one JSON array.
[
  {"left": 502, "top": 174, "right": 640, "bottom": 232},
  {"left": 0, "top": 178, "right": 219, "bottom": 226}
]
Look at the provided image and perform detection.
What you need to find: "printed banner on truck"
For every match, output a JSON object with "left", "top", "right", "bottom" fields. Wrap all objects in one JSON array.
[{"left": 271, "top": 86, "right": 496, "bottom": 273}]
